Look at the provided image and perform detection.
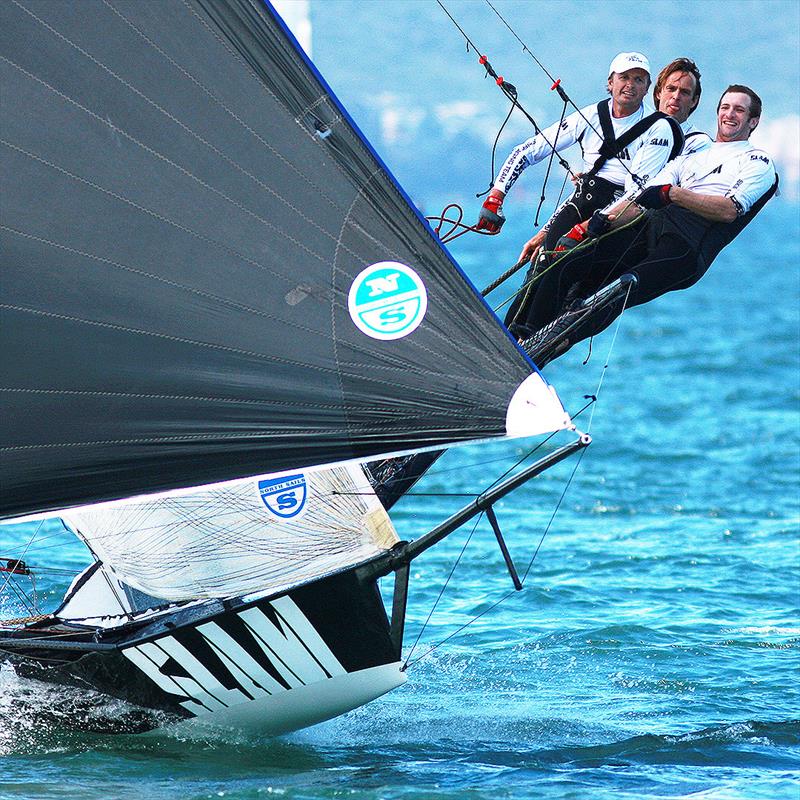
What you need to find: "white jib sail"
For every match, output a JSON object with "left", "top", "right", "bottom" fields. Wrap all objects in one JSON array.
[
  {"left": 505, "top": 374, "right": 573, "bottom": 438},
  {"left": 62, "top": 464, "right": 398, "bottom": 603}
]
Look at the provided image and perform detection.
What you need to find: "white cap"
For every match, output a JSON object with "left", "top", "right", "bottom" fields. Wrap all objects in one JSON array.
[{"left": 608, "top": 52, "right": 650, "bottom": 78}]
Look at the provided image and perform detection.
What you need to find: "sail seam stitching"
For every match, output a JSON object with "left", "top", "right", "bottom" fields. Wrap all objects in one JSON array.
[
  {"left": 0, "top": 55, "right": 343, "bottom": 269},
  {"left": 101, "top": 0, "right": 344, "bottom": 211},
  {"left": 7, "top": 4, "right": 354, "bottom": 251}
]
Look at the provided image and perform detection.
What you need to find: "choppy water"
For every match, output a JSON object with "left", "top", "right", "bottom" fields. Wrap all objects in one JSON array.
[{"left": 1, "top": 200, "right": 798, "bottom": 798}]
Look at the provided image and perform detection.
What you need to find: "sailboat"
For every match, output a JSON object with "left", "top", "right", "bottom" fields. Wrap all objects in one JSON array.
[{"left": 0, "top": 0, "right": 587, "bottom": 735}]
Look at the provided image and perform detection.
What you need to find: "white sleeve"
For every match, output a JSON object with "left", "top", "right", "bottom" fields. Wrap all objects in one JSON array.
[
  {"left": 622, "top": 118, "right": 677, "bottom": 194},
  {"left": 493, "top": 107, "right": 588, "bottom": 195},
  {"left": 644, "top": 155, "right": 685, "bottom": 189},
  {"left": 726, "top": 152, "right": 777, "bottom": 215},
  {"left": 682, "top": 131, "right": 712, "bottom": 156},
  {"left": 608, "top": 150, "right": 685, "bottom": 210}
]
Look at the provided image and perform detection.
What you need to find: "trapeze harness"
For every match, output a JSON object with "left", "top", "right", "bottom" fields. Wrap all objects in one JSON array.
[{"left": 505, "top": 103, "right": 684, "bottom": 334}]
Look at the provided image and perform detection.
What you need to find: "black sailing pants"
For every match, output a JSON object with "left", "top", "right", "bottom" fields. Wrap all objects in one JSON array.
[
  {"left": 526, "top": 217, "right": 707, "bottom": 344},
  {"left": 504, "top": 175, "right": 622, "bottom": 336}
]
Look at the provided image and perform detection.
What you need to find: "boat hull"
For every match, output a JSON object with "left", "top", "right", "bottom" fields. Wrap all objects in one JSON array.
[
  {"left": 165, "top": 662, "right": 406, "bottom": 737},
  {"left": 1, "top": 570, "right": 404, "bottom": 734}
]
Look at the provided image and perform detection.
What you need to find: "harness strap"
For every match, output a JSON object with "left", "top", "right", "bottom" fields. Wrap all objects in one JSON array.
[
  {"left": 588, "top": 102, "right": 684, "bottom": 176},
  {"left": 663, "top": 117, "right": 685, "bottom": 161},
  {"left": 595, "top": 99, "right": 616, "bottom": 159}
]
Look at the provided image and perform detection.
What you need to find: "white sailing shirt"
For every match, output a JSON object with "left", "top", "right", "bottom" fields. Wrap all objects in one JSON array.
[
  {"left": 493, "top": 99, "right": 679, "bottom": 196},
  {"left": 680, "top": 121, "right": 713, "bottom": 156},
  {"left": 646, "top": 140, "right": 776, "bottom": 215},
  {"left": 611, "top": 120, "right": 712, "bottom": 207}
]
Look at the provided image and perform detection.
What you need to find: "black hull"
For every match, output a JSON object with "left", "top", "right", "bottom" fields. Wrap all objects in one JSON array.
[{"left": 1, "top": 569, "right": 403, "bottom": 733}]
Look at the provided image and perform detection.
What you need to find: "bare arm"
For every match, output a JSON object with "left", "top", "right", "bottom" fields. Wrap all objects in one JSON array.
[
  {"left": 606, "top": 199, "right": 646, "bottom": 229},
  {"left": 518, "top": 228, "right": 546, "bottom": 263},
  {"left": 668, "top": 186, "right": 738, "bottom": 222}
]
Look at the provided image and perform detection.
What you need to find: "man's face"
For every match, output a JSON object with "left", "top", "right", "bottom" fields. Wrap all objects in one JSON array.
[
  {"left": 657, "top": 70, "right": 698, "bottom": 123},
  {"left": 608, "top": 68, "right": 650, "bottom": 114},
  {"left": 717, "top": 92, "right": 758, "bottom": 141}
]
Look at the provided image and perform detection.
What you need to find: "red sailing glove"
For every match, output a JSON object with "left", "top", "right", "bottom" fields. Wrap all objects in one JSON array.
[
  {"left": 476, "top": 195, "right": 506, "bottom": 233},
  {"left": 554, "top": 223, "right": 588, "bottom": 252},
  {"left": 636, "top": 184, "right": 673, "bottom": 209}
]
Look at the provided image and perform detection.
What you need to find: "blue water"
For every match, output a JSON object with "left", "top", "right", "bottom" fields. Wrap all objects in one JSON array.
[{"left": 1, "top": 198, "right": 798, "bottom": 797}]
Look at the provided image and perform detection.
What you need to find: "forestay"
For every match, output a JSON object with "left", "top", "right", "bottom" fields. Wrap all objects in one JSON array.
[
  {"left": 1, "top": 0, "right": 570, "bottom": 520},
  {"left": 63, "top": 463, "right": 398, "bottom": 602}
]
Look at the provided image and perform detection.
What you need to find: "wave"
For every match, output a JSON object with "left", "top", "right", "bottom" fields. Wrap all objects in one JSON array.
[
  {"left": 532, "top": 720, "right": 800, "bottom": 766},
  {"left": 0, "top": 663, "right": 182, "bottom": 754}
]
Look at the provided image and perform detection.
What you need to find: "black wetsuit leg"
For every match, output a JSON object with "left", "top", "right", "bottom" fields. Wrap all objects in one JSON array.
[
  {"left": 504, "top": 177, "right": 622, "bottom": 338},
  {"left": 526, "top": 225, "right": 648, "bottom": 333},
  {"left": 526, "top": 221, "right": 701, "bottom": 345},
  {"left": 625, "top": 235, "right": 703, "bottom": 307},
  {"left": 503, "top": 201, "right": 583, "bottom": 335}
]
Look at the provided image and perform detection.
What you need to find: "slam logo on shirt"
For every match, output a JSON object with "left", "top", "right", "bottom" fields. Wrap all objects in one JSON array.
[
  {"left": 258, "top": 474, "right": 308, "bottom": 519},
  {"left": 348, "top": 262, "right": 427, "bottom": 340}
]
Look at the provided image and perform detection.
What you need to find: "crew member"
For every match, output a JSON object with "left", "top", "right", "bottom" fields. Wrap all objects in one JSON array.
[
  {"left": 523, "top": 85, "right": 777, "bottom": 358},
  {"left": 651, "top": 57, "right": 712, "bottom": 157},
  {"left": 482, "top": 53, "right": 685, "bottom": 336},
  {"left": 517, "top": 57, "right": 711, "bottom": 270}
]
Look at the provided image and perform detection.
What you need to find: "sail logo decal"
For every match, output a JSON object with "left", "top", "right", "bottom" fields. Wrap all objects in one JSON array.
[
  {"left": 348, "top": 262, "right": 427, "bottom": 340},
  {"left": 258, "top": 474, "right": 308, "bottom": 519}
]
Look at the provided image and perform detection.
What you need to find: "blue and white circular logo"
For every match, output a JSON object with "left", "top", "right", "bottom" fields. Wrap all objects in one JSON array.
[
  {"left": 348, "top": 261, "right": 427, "bottom": 340},
  {"left": 257, "top": 473, "right": 308, "bottom": 519}
]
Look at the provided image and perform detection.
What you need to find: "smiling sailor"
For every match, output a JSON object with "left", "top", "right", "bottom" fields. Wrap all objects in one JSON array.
[{"left": 482, "top": 52, "right": 687, "bottom": 338}]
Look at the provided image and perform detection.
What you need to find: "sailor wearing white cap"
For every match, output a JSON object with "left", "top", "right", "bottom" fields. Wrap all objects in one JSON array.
[{"left": 477, "top": 51, "right": 686, "bottom": 338}]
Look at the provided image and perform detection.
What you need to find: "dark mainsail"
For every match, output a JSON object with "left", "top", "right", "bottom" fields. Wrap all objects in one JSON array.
[{"left": 1, "top": 0, "right": 563, "bottom": 519}]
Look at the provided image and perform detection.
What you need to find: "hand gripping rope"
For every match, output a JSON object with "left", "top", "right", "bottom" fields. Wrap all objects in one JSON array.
[
  {"left": 430, "top": 0, "right": 653, "bottom": 249},
  {"left": 430, "top": 1, "right": 577, "bottom": 243}
]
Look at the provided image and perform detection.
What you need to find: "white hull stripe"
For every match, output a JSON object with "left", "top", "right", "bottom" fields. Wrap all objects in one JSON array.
[{"left": 122, "top": 596, "right": 346, "bottom": 717}]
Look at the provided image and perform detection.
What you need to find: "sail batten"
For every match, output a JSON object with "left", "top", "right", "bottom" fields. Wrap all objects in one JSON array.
[{"left": 1, "top": 0, "right": 569, "bottom": 519}]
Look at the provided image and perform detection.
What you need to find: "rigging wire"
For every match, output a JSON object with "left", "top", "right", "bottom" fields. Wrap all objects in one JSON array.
[
  {"left": 583, "top": 278, "right": 635, "bottom": 432},
  {"left": 402, "top": 511, "right": 484, "bottom": 669},
  {"left": 435, "top": 0, "right": 574, "bottom": 181},
  {"left": 0, "top": 519, "right": 44, "bottom": 601},
  {"left": 401, "top": 233, "right": 637, "bottom": 668},
  {"left": 0, "top": 519, "right": 45, "bottom": 615},
  {"left": 404, "top": 445, "right": 587, "bottom": 669},
  {"left": 429, "top": 1, "right": 596, "bottom": 246},
  {"left": 482, "top": 0, "right": 648, "bottom": 189},
  {"left": 479, "top": 101, "right": 517, "bottom": 199}
]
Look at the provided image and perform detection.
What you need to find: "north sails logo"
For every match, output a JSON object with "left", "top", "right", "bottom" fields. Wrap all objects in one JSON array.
[
  {"left": 258, "top": 474, "right": 308, "bottom": 519},
  {"left": 348, "top": 261, "right": 427, "bottom": 340}
]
